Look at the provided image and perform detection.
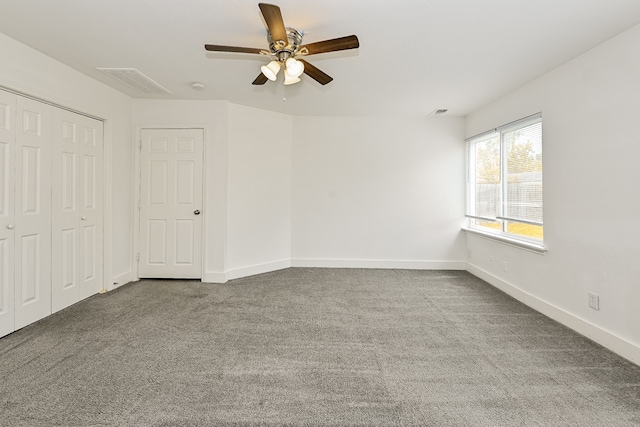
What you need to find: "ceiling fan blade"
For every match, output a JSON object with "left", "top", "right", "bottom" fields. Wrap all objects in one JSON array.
[
  {"left": 300, "top": 35, "right": 359, "bottom": 56},
  {"left": 299, "top": 59, "right": 333, "bottom": 85},
  {"left": 205, "top": 44, "right": 264, "bottom": 54},
  {"left": 252, "top": 73, "right": 269, "bottom": 85},
  {"left": 259, "top": 3, "right": 287, "bottom": 44}
]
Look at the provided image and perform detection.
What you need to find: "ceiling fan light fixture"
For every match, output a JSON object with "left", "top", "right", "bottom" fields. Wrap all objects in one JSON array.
[
  {"left": 285, "top": 57, "right": 304, "bottom": 78},
  {"left": 205, "top": 3, "right": 360, "bottom": 87},
  {"left": 261, "top": 60, "right": 281, "bottom": 81},
  {"left": 283, "top": 68, "right": 301, "bottom": 85}
]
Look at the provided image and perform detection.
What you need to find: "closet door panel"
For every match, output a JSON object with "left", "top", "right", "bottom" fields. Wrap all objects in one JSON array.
[
  {"left": 52, "top": 111, "right": 80, "bottom": 311},
  {"left": 78, "top": 116, "right": 103, "bottom": 300},
  {"left": 0, "top": 91, "right": 16, "bottom": 337},
  {"left": 15, "top": 97, "right": 52, "bottom": 329},
  {"left": 52, "top": 109, "right": 103, "bottom": 311}
]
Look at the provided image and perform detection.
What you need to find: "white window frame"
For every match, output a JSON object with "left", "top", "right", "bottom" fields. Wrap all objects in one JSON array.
[{"left": 465, "top": 113, "right": 544, "bottom": 251}]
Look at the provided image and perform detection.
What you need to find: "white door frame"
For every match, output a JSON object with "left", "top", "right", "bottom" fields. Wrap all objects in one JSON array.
[{"left": 133, "top": 125, "right": 206, "bottom": 281}]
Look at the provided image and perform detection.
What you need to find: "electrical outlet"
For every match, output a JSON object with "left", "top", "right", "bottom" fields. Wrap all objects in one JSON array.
[{"left": 588, "top": 292, "right": 600, "bottom": 311}]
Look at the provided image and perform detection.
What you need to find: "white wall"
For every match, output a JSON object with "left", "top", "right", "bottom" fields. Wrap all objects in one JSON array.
[
  {"left": 226, "top": 104, "right": 292, "bottom": 279},
  {"left": 132, "top": 100, "right": 293, "bottom": 282},
  {"left": 292, "top": 116, "right": 466, "bottom": 269},
  {"left": 465, "top": 24, "right": 640, "bottom": 364},
  {"left": 133, "top": 102, "right": 466, "bottom": 278},
  {"left": 0, "top": 32, "right": 134, "bottom": 289}
]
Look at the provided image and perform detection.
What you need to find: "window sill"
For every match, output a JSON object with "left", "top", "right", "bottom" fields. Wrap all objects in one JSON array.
[{"left": 462, "top": 227, "right": 547, "bottom": 254}]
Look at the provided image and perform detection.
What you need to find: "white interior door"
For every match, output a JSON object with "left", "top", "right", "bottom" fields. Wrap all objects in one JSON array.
[
  {"left": 0, "top": 91, "right": 16, "bottom": 337},
  {"left": 15, "top": 97, "right": 52, "bottom": 329},
  {"left": 138, "top": 129, "right": 203, "bottom": 278},
  {"left": 52, "top": 108, "right": 104, "bottom": 313}
]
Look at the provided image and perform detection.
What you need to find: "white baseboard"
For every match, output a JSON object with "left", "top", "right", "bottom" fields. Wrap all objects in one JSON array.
[
  {"left": 111, "top": 271, "right": 136, "bottom": 289},
  {"left": 225, "top": 259, "right": 292, "bottom": 282},
  {"left": 291, "top": 258, "right": 466, "bottom": 270},
  {"left": 466, "top": 262, "right": 640, "bottom": 366},
  {"left": 202, "top": 259, "right": 465, "bottom": 283},
  {"left": 201, "top": 271, "right": 228, "bottom": 284}
]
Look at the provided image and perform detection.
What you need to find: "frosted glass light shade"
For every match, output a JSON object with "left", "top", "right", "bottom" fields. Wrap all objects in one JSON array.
[
  {"left": 260, "top": 60, "right": 281, "bottom": 81},
  {"left": 283, "top": 68, "right": 301, "bottom": 85},
  {"left": 285, "top": 58, "right": 304, "bottom": 78}
]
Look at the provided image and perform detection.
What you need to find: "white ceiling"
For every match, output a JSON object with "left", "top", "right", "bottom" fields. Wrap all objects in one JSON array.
[{"left": 2, "top": 0, "right": 640, "bottom": 117}]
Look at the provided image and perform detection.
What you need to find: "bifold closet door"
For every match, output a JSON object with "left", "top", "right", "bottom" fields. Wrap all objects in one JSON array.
[
  {"left": 0, "top": 91, "right": 16, "bottom": 337},
  {"left": 52, "top": 109, "right": 103, "bottom": 313},
  {"left": 0, "top": 89, "right": 104, "bottom": 337},
  {"left": 14, "top": 97, "right": 52, "bottom": 330}
]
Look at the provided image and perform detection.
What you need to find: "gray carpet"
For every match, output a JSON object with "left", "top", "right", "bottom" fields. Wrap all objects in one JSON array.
[{"left": 1, "top": 268, "right": 639, "bottom": 426}]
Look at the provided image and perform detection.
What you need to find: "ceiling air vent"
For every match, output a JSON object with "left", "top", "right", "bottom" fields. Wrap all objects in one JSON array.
[
  {"left": 96, "top": 68, "right": 172, "bottom": 94},
  {"left": 428, "top": 109, "right": 448, "bottom": 116}
]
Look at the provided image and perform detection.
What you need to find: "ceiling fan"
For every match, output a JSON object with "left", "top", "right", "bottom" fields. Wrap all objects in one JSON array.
[{"left": 204, "top": 3, "right": 359, "bottom": 86}]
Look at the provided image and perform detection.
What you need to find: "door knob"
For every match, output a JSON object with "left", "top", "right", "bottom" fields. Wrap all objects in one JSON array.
[
  {"left": 81, "top": 216, "right": 87, "bottom": 221},
  {"left": 194, "top": 210, "right": 201, "bottom": 215},
  {"left": 7, "top": 224, "right": 14, "bottom": 230}
]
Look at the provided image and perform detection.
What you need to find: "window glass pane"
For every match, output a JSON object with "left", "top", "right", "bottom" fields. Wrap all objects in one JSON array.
[
  {"left": 466, "top": 114, "right": 543, "bottom": 244},
  {"left": 474, "top": 218, "right": 502, "bottom": 231},
  {"left": 503, "top": 121, "right": 542, "bottom": 239},
  {"left": 506, "top": 222, "right": 543, "bottom": 240},
  {"left": 474, "top": 134, "right": 501, "bottom": 220}
]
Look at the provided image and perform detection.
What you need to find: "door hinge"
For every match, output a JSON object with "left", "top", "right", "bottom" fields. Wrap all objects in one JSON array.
[{"left": 136, "top": 253, "right": 140, "bottom": 261}]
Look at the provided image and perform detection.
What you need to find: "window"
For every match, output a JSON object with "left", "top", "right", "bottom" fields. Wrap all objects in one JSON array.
[{"left": 466, "top": 113, "right": 543, "bottom": 244}]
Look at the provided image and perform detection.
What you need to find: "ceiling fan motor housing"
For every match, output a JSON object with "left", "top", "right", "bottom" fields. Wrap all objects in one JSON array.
[{"left": 268, "top": 27, "right": 304, "bottom": 61}]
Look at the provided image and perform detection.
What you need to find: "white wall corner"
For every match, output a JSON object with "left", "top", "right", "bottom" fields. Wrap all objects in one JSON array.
[
  {"left": 466, "top": 262, "right": 640, "bottom": 367},
  {"left": 111, "top": 271, "right": 137, "bottom": 290}
]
